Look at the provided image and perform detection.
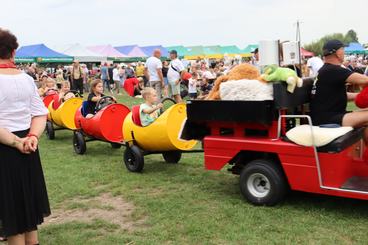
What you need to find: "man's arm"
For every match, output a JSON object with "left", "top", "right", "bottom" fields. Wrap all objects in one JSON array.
[
  {"left": 157, "top": 68, "right": 164, "bottom": 86},
  {"left": 347, "top": 92, "right": 358, "bottom": 101},
  {"left": 144, "top": 67, "right": 149, "bottom": 81},
  {"left": 346, "top": 72, "right": 368, "bottom": 86}
]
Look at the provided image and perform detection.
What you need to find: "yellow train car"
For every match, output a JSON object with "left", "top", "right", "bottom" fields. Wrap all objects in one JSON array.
[
  {"left": 122, "top": 102, "right": 198, "bottom": 172},
  {"left": 46, "top": 97, "right": 83, "bottom": 139}
]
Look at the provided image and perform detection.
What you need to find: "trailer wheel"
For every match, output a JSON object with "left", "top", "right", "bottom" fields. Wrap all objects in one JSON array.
[
  {"left": 111, "top": 143, "right": 122, "bottom": 149},
  {"left": 124, "top": 145, "right": 144, "bottom": 172},
  {"left": 162, "top": 151, "right": 182, "bottom": 164},
  {"left": 73, "top": 131, "right": 86, "bottom": 155},
  {"left": 240, "top": 159, "right": 287, "bottom": 206},
  {"left": 46, "top": 121, "right": 55, "bottom": 140}
]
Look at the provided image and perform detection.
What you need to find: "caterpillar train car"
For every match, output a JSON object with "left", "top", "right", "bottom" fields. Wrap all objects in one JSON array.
[
  {"left": 122, "top": 98, "right": 198, "bottom": 172},
  {"left": 46, "top": 91, "right": 83, "bottom": 139},
  {"left": 73, "top": 96, "right": 130, "bottom": 154}
]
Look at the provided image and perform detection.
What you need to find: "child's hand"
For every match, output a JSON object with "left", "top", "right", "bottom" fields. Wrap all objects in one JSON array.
[{"left": 157, "top": 103, "right": 163, "bottom": 109}]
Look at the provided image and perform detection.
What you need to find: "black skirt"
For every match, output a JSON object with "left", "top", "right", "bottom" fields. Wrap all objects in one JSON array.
[{"left": 0, "top": 129, "right": 50, "bottom": 237}]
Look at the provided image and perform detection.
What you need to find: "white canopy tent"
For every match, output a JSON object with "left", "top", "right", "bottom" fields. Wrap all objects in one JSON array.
[{"left": 53, "top": 43, "right": 107, "bottom": 62}]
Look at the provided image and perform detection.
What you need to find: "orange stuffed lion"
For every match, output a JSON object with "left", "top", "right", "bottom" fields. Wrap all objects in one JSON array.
[{"left": 206, "top": 63, "right": 260, "bottom": 100}]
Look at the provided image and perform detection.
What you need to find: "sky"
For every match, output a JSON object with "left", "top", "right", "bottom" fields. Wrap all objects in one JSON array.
[{"left": 1, "top": 0, "right": 366, "bottom": 49}]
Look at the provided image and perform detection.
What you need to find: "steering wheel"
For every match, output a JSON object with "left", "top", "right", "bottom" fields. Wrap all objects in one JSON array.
[
  {"left": 160, "top": 97, "right": 177, "bottom": 113},
  {"left": 64, "top": 90, "right": 82, "bottom": 98},
  {"left": 95, "top": 96, "right": 116, "bottom": 112}
]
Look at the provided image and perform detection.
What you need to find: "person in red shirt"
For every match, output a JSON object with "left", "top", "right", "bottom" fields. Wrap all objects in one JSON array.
[{"left": 123, "top": 77, "right": 144, "bottom": 97}]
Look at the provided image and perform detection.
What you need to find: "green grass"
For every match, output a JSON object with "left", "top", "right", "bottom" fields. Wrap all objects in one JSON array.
[{"left": 38, "top": 92, "right": 368, "bottom": 244}]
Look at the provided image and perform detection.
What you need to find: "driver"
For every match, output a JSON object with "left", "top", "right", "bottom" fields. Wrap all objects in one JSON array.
[
  {"left": 86, "top": 79, "right": 105, "bottom": 118},
  {"left": 310, "top": 40, "right": 368, "bottom": 148},
  {"left": 85, "top": 79, "right": 116, "bottom": 118}
]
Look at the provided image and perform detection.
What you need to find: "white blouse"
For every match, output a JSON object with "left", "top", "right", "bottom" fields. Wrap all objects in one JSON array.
[{"left": 0, "top": 73, "right": 48, "bottom": 132}]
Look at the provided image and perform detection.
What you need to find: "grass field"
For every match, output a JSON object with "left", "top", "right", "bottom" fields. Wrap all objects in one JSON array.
[{"left": 36, "top": 92, "right": 368, "bottom": 244}]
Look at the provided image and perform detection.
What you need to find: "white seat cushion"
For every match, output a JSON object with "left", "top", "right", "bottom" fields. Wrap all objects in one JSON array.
[{"left": 286, "top": 125, "right": 353, "bottom": 147}]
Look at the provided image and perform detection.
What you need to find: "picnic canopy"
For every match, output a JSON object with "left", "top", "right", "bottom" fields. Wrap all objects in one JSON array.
[
  {"left": 88, "top": 45, "right": 127, "bottom": 58},
  {"left": 54, "top": 43, "right": 106, "bottom": 62},
  {"left": 300, "top": 47, "right": 314, "bottom": 57},
  {"left": 139, "top": 45, "right": 168, "bottom": 57},
  {"left": 114, "top": 45, "right": 147, "bottom": 57},
  {"left": 165, "top": 45, "right": 189, "bottom": 57},
  {"left": 345, "top": 42, "right": 366, "bottom": 54},
  {"left": 203, "top": 45, "right": 223, "bottom": 59},
  {"left": 15, "top": 44, "right": 73, "bottom": 63},
  {"left": 220, "top": 45, "right": 242, "bottom": 56},
  {"left": 241, "top": 44, "right": 258, "bottom": 57},
  {"left": 185, "top": 46, "right": 205, "bottom": 60}
]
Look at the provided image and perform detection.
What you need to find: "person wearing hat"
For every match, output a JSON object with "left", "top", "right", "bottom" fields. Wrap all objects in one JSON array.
[
  {"left": 167, "top": 50, "right": 185, "bottom": 103},
  {"left": 310, "top": 39, "right": 368, "bottom": 144}
]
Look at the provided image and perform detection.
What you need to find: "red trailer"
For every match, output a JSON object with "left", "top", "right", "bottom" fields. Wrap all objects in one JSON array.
[{"left": 183, "top": 79, "right": 368, "bottom": 206}]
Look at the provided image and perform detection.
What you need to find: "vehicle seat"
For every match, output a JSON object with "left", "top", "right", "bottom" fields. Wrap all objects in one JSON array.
[
  {"left": 317, "top": 127, "right": 365, "bottom": 153},
  {"left": 52, "top": 94, "right": 60, "bottom": 110},
  {"left": 132, "top": 105, "right": 142, "bottom": 126},
  {"left": 81, "top": 101, "right": 89, "bottom": 117},
  {"left": 283, "top": 127, "right": 364, "bottom": 153}
]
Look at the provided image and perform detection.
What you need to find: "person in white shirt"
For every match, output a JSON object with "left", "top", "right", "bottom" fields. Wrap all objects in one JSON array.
[
  {"left": 307, "top": 56, "right": 324, "bottom": 77},
  {"left": 145, "top": 49, "right": 164, "bottom": 98},
  {"left": 112, "top": 64, "right": 121, "bottom": 94},
  {"left": 167, "top": 50, "right": 185, "bottom": 103},
  {"left": 0, "top": 28, "right": 50, "bottom": 245}
]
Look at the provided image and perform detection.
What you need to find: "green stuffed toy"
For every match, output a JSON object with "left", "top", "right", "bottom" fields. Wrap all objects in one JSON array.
[{"left": 260, "top": 65, "right": 303, "bottom": 93}]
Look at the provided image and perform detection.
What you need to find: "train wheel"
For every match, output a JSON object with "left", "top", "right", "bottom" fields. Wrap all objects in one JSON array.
[
  {"left": 73, "top": 131, "right": 86, "bottom": 155},
  {"left": 124, "top": 145, "right": 144, "bottom": 172},
  {"left": 239, "top": 159, "right": 287, "bottom": 206},
  {"left": 46, "top": 121, "right": 55, "bottom": 140},
  {"left": 162, "top": 151, "right": 182, "bottom": 164},
  {"left": 111, "top": 143, "right": 122, "bottom": 149}
]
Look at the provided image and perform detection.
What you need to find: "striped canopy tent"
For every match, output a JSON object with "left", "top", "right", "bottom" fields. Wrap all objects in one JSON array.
[
  {"left": 165, "top": 45, "right": 189, "bottom": 58},
  {"left": 242, "top": 44, "right": 258, "bottom": 57},
  {"left": 114, "top": 45, "right": 147, "bottom": 57},
  {"left": 220, "top": 45, "right": 242, "bottom": 57},
  {"left": 15, "top": 43, "right": 73, "bottom": 63},
  {"left": 203, "top": 45, "right": 223, "bottom": 59},
  {"left": 53, "top": 43, "right": 106, "bottom": 62},
  {"left": 139, "top": 45, "right": 168, "bottom": 57},
  {"left": 87, "top": 45, "right": 127, "bottom": 58},
  {"left": 345, "top": 42, "right": 367, "bottom": 54},
  {"left": 184, "top": 46, "right": 205, "bottom": 60}
]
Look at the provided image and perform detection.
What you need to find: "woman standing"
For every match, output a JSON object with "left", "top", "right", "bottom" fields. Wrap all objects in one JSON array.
[{"left": 0, "top": 28, "right": 50, "bottom": 245}]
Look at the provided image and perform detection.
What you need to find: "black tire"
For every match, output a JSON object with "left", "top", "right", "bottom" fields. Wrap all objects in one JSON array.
[
  {"left": 73, "top": 131, "right": 86, "bottom": 155},
  {"left": 46, "top": 121, "right": 55, "bottom": 140},
  {"left": 111, "top": 142, "right": 122, "bottom": 149},
  {"left": 239, "top": 159, "right": 287, "bottom": 206},
  {"left": 124, "top": 145, "right": 144, "bottom": 172},
  {"left": 162, "top": 151, "right": 182, "bottom": 164}
]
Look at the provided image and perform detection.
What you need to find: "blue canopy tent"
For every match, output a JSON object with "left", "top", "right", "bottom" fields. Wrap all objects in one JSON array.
[
  {"left": 139, "top": 45, "right": 168, "bottom": 57},
  {"left": 345, "top": 42, "right": 366, "bottom": 54},
  {"left": 15, "top": 44, "right": 73, "bottom": 63}
]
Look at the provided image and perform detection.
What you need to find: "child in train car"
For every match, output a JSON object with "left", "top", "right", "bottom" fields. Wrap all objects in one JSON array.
[
  {"left": 85, "top": 79, "right": 105, "bottom": 118},
  {"left": 44, "top": 78, "right": 57, "bottom": 95},
  {"left": 140, "top": 87, "right": 163, "bottom": 126},
  {"left": 58, "top": 80, "right": 75, "bottom": 103}
]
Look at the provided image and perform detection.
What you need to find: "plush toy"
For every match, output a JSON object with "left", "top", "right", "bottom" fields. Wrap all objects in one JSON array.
[
  {"left": 355, "top": 86, "right": 368, "bottom": 108},
  {"left": 260, "top": 65, "right": 303, "bottom": 93},
  {"left": 206, "top": 63, "right": 260, "bottom": 100}
]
